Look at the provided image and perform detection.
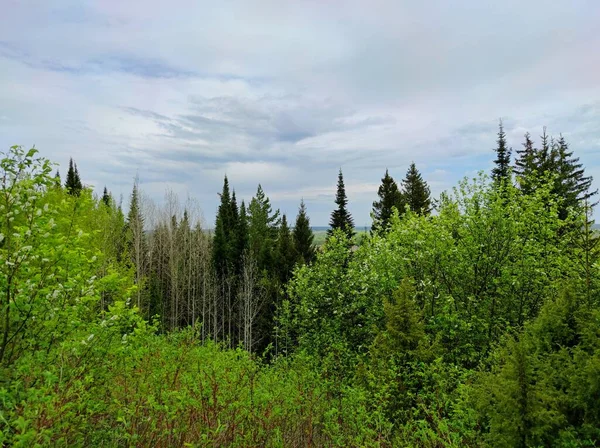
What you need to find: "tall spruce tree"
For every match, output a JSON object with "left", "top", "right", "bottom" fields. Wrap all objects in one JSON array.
[
  {"left": 276, "top": 214, "right": 297, "bottom": 284},
  {"left": 492, "top": 119, "right": 512, "bottom": 184},
  {"left": 401, "top": 162, "right": 431, "bottom": 215},
  {"left": 213, "top": 176, "right": 236, "bottom": 277},
  {"left": 514, "top": 133, "right": 537, "bottom": 194},
  {"left": 293, "top": 199, "right": 315, "bottom": 264},
  {"left": 125, "top": 179, "right": 146, "bottom": 308},
  {"left": 372, "top": 169, "right": 404, "bottom": 233},
  {"left": 515, "top": 129, "right": 597, "bottom": 220},
  {"left": 248, "top": 184, "right": 280, "bottom": 270},
  {"left": 553, "top": 134, "right": 597, "bottom": 220},
  {"left": 328, "top": 169, "right": 355, "bottom": 239},
  {"left": 65, "top": 158, "right": 82, "bottom": 196}
]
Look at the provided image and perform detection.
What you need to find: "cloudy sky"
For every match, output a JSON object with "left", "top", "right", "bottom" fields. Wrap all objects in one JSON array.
[{"left": 1, "top": 1, "right": 599, "bottom": 225}]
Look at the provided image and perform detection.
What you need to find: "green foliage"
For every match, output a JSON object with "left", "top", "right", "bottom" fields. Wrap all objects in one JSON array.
[
  {"left": 64, "top": 157, "right": 82, "bottom": 196},
  {"left": 328, "top": 169, "right": 355, "bottom": 239},
  {"left": 293, "top": 199, "right": 315, "bottom": 264},
  {"left": 466, "top": 287, "right": 600, "bottom": 447},
  {"left": 401, "top": 162, "right": 431, "bottom": 215},
  {"left": 371, "top": 169, "right": 404, "bottom": 233},
  {"left": 492, "top": 119, "right": 512, "bottom": 184},
  {"left": 2, "top": 142, "right": 599, "bottom": 446}
]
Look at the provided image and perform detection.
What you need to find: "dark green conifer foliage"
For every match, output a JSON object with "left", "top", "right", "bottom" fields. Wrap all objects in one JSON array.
[
  {"left": 328, "top": 169, "right": 355, "bottom": 239},
  {"left": 401, "top": 162, "right": 431, "bottom": 215},
  {"left": 553, "top": 135, "right": 597, "bottom": 220},
  {"left": 213, "top": 176, "right": 236, "bottom": 277},
  {"left": 372, "top": 169, "right": 404, "bottom": 233},
  {"left": 492, "top": 119, "right": 512, "bottom": 184},
  {"left": 65, "top": 158, "right": 83, "bottom": 196},
  {"left": 293, "top": 199, "right": 315, "bottom": 265},
  {"left": 54, "top": 170, "right": 61, "bottom": 188},
  {"left": 101, "top": 186, "right": 111, "bottom": 207},
  {"left": 515, "top": 130, "right": 597, "bottom": 220},
  {"left": 514, "top": 133, "right": 537, "bottom": 194},
  {"left": 276, "top": 214, "right": 297, "bottom": 284}
]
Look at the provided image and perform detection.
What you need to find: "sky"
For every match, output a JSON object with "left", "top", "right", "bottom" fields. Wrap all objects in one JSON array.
[{"left": 1, "top": 0, "right": 599, "bottom": 226}]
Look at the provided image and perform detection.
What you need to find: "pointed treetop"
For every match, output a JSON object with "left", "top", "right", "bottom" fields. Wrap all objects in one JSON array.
[
  {"left": 372, "top": 168, "right": 404, "bottom": 233},
  {"left": 328, "top": 168, "right": 355, "bottom": 239},
  {"left": 491, "top": 119, "right": 512, "bottom": 184},
  {"left": 293, "top": 199, "right": 315, "bottom": 264},
  {"left": 65, "top": 157, "right": 83, "bottom": 196},
  {"left": 401, "top": 162, "right": 431, "bottom": 215}
]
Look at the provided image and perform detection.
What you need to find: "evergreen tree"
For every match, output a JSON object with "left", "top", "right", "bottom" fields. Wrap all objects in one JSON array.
[
  {"left": 65, "top": 158, "right": 82, "bottom": 196},
  {"left": 552, "top": 135, "right": 597, "bottom": 220},
  {"left": 54, "top": 170, "right": 61, "bottom": 188},
  {"left": 401, "top": 163, "right": 431, "bottom": 215},
  {"left": 213, "top": 176, "right": 236, "bottom": 277},
  {"left": 515, "top": 129, "right": 597, "bottom": 220},
  {"left": 328, "top": 169, "right": 355, "bottom": 239},
  {"left": 276, "top": 214, "right": 297, "bottom": 284},
  {"left": 492, "top": 119, "right": 512, "bottom": 184},
  {"left": 293, "top": 199, "right": 315, "bottom": 264},
  {"left": 371, "top": 169, "right": 404, "bottom": 233},
  {"left": 101, "top": 186, "right": 111, "bottom": 207},
  {"left": 514, "top": 133, "right": 537, "bottom": 194},
  {"left": 248, "top": 184, "right": 280, "bottom": 270},
  {"left": 125, "top": 179, "right": 146, "bottom": 309}
]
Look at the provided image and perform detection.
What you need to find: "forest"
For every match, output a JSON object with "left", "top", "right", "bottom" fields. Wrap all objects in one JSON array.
[{"left": 1, "top": 122, "right": 599, "bottom": 447}]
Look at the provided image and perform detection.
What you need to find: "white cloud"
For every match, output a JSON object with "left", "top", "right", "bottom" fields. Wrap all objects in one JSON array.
[{"left": 1, "top": 0, "right": 599, "bottom": 224}]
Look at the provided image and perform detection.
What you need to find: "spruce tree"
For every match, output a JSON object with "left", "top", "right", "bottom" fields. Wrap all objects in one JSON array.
[
  {"left": 492, "top": 119, "right": 512, "bottom": 184},
  {"left": 213, "top": 176, "right": 235, "bottom": 277},
  {"left": 102, "top": 186, "right": 111, "bottom": 207},
  {"left": 328, "top": 169, "right": 355, "bottom": 239},
  {"left": 293, "top": 199, "right": 315, "bottom": 264},
  {"left": 372, "top": 169, "right": 404, "bottom": 233},
  {"left": 401, "top": 162, "right": 431, "bottom": 215},
  {"left": 54, "top": 170, "right": 61, "bottom": 188},
  {"left": 125, "top": 179, "right": 146, "bottom": 308},
  {"left": 553, "top": 135, "right": 597, "bottom": 220},
  {"left": 276, "top": 214, "right": 297, "bottom": 284},
  {"left": 248, "top": 184, "right": 280, "bottom": 270},
  {"left": 65, "top": 158, "right": 82, "bottom": 196},
  {"left": 514, "top": 133, "right": 537, "bottom": 194}
]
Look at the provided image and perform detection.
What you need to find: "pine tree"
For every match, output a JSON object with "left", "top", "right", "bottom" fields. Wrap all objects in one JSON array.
[
  {"left": 65, "top": 158, "right": 82, "bottom": 196},
  {"left": 492, "top": 119, "right": 512, "bottom": 184},
  {"left": 401, "top": 163, "right": 431, "bottom": 215},
  {"left": 328, "top": 169, "right": 355, "bottom": 239},
  {"left": 54, "top": 170, "right": 61, "bottom": 188},
  {"left": 372, "top": 169, "right": 404, "bottom": 233},
  {"left": 293, "top": 199, "right": 315, "bottom": 264},
  {"left": 276, "top": 214, "right": 297, "bottom": 284},
  {"left": 101, "top": 186, "right": 111, "bottom": 207}
]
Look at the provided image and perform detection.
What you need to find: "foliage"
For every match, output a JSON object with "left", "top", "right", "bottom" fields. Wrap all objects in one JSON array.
[
  {"left": 371, "top": 169, "right": 404, "bottom": 233},
  {"left": 293, "top": 199, "right": 315, "bottom": 264},
  {"left": 401, "top": 162, "right": 431, "bottom": 215},
  {"left": 328, "top": 169, "right": 355, "bottom": 239}
]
